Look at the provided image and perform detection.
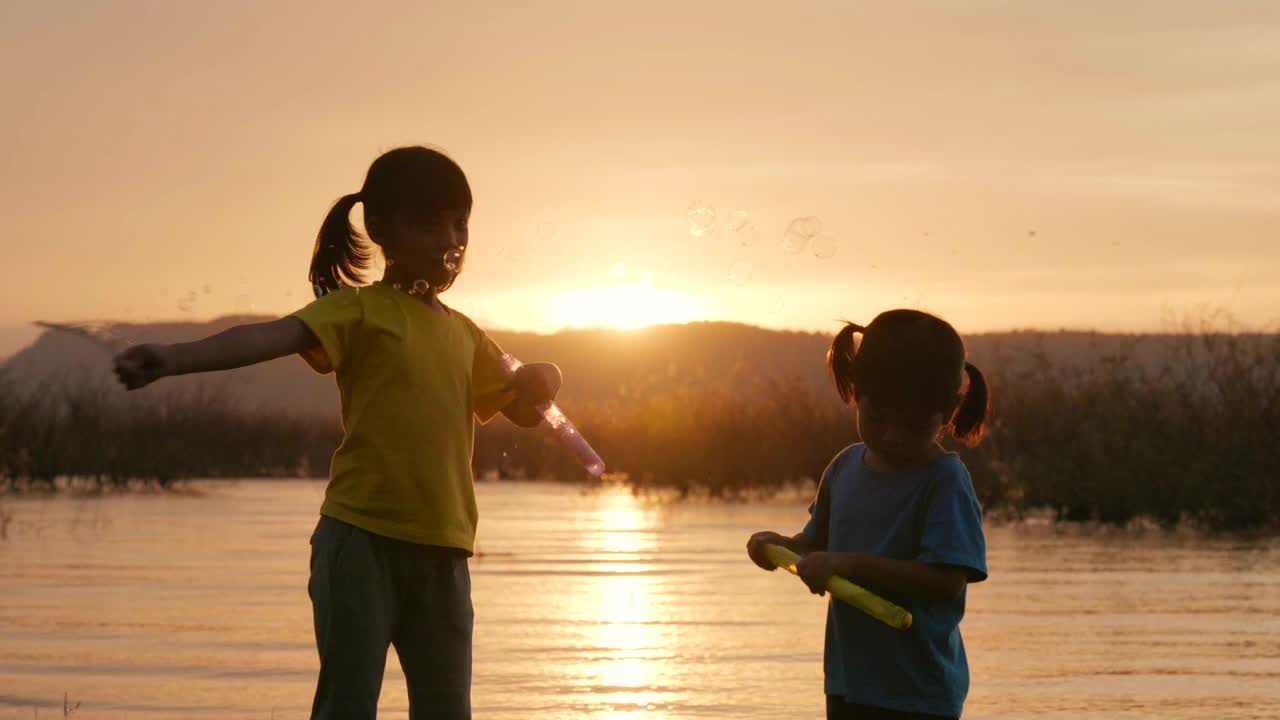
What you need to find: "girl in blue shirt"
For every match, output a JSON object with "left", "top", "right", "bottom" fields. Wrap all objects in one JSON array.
[{"left": 747, "top": 309, "right": 991, "bottom": 720}]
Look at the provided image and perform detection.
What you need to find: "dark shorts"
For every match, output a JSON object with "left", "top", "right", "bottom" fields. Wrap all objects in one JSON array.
[
  {"left": 827, "top": 695, "right": 959, "bottom": 720},
  {"left": 308, "top": 515, "right": 473, "bottom": 720}
]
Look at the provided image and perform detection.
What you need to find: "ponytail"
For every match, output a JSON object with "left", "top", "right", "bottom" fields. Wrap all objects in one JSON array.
[
  {"left": 309, "top": 192, "right": 373, "bottom": 297},
  {"left": 826, "top": 321, "right": 865, "bottom": 404},
  {"left": 952, "top": 361, "right": 989, "bottom": 447}
]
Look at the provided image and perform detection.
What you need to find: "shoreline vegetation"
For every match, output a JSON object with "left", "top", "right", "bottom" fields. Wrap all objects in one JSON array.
[{"left": 2, "top": 326, "right": 1277, "bottom": 533}]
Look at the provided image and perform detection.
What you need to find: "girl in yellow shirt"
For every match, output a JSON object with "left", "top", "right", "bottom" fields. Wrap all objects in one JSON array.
[{"left": 113, "top": 146, "right": 560, "bottom": 720}]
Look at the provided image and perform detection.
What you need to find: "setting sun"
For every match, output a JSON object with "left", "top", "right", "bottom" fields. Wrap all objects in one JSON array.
[{"left": 547, "top": 283, "right": 711, "bottom": 330}]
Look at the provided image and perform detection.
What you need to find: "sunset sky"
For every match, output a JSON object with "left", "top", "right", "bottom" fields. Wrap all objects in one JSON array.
[{"left": 2, "top": 1, "right": 1277, "bottom": 357}]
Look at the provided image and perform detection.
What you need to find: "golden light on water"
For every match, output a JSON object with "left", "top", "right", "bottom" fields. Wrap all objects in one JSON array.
[
  {"left": 579, "top": 493, "right": 665, "bottom": 716},
  {"left": 593, "top": 574, "right": 662, "bottom": 715},
  {"left": 548, "top": 283, "right": 711, "bottom": 331}
]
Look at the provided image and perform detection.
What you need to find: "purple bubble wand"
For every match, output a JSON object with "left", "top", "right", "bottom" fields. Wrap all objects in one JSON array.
[{"left": 498, "top": 353, "right": 606, "bottom": 477}]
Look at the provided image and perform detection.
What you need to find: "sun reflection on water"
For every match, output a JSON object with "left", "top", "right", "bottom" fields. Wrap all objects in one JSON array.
[{"left": 573, "top": 492, "right": 669, "bottom": 716}]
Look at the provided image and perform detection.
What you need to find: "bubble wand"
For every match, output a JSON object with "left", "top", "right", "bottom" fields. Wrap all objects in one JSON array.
[
  {"left": 443, "top": 244, "right": 602, "bottom": 474},
  {"left": 498, "top": 353, "right": 606, "bottom": 477},
  {"left": 763, "top": 544, "right": 913, "bottom": 630}
]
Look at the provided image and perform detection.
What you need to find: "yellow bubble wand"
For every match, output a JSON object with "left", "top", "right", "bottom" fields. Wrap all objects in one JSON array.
[{"left": 763, "top": 544, "right": 912, "bottom": 630}]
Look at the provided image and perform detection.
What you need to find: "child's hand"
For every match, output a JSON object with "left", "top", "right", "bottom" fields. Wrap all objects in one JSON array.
[
  {"left": 112, "top": 344, "right": 174, "bottom": 390},
  {"left": 796, "top": 551, "right": 845, "bottom": 596},
  {"left": 508, "top": 362, "right": 562, "bottom": 408},
  {"left": 746, "top": 531, "right": 789, "bottom": 571}
]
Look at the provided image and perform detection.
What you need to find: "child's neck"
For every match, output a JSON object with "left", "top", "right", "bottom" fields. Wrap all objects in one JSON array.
[
  {"left": 863, "top": 443, "right": 944, "bottom": 473},
  {"left": 379, "top": 269, "right": 447, "bottom": 315}
]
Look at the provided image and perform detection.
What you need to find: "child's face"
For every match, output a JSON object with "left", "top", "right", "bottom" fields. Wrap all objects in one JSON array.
[
  {"left": 853, "top": 395, "right": 947, "bottom": 468},
  {"left": 381, "top": 208, "right": 470, "bottom": 290}
]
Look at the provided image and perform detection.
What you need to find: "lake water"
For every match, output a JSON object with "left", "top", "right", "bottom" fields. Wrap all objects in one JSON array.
[{"left": 1, "top": 480, "right": 1278, "bottom": 719}]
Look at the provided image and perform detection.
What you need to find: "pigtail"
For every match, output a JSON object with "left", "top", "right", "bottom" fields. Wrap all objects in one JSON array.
[
  {"left": 309, "top": 192, "right": 373, "bottom": 297},
  {"left": 826, "top": 322, "right": 865, "bottom": 404},
  {"left": 952, "top": 361, "right": 990, "bottom": 447}
]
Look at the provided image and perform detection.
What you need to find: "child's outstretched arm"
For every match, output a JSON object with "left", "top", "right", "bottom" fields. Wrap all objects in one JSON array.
[
  {"left": 796, "top": 552, "right": 968, "bottom": 602},
  {"left": 113, "top": 318, "right": 318, "bottom": 390},
  {"left": 500, "top": 362, "right": 562, "bottom": 428}
]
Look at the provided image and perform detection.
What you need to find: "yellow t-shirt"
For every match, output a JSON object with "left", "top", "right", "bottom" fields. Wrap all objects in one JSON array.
[{"left": 292, "top": 282, "right": 513, "bottom": 552}]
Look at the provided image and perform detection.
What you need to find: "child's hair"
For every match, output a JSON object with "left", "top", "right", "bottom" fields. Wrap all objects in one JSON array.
[
  {"left": 309, "top": 146, "right": 472, "bottom": 294},
  {"left": 826, "top": 309, "right": 990, "bottom": 447}
]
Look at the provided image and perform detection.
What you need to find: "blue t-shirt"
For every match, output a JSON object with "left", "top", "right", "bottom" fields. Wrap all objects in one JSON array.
[{"left": 801, "top": 444, "right": 988, "bottom": 718}]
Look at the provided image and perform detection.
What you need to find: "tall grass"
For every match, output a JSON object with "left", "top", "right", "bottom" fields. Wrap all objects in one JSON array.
[
  {"left": 489, "top": 329, "right": 1279, "bottom": 531},
  {"left": 2, "top": 329, "right": 1277, "bottom": 532},
  {"left": 970, "top": 325, "right": 1280, "bottom": 530},
  {"left": 0, "top": 370, "right": 338, "bottom": 493}
]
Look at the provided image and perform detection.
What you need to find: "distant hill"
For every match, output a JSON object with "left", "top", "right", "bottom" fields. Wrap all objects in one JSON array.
[
  {"left": 0, "top": 324, "right": 41, "bottom": 364},
  {"left": 4, "top": 315, "right": 1272, "bottom": 418},
  {"left": 0, "top": 317, "right": 838, "bottom": 418}
]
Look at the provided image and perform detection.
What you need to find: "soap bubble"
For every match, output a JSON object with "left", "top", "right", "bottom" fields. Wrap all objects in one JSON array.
[
  {"left": 687, "top": 203, "right": 716, "bottom": 237},
  {"left": 444, "top": 248, "right": 465, "bottom": 272},
  {"left": 812, "top": 235, "right": 839, "bottom": 260},
  {"left": 727, "top": 261, "right": 753, "bottom": 285},
  {"left": 201, "top": 284, "right": 212, "bottom": 295},
  {"left": 781, "top": 224, "right": 810, "bottom": 254},
  {"left": 780, "top": 233, "right": 808, "bottom": 254},
  {"left": 782, "top": 216, "right": 824, "bottom": 254},
  {"left": 177, "top": 291, "right": 197, "bottom": 313},
  {"left": 731, "top": 215, "right": 757, "bottom": 247}
]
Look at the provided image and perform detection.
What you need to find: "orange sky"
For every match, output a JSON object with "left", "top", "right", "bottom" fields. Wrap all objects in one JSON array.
[{"left": 2, "top": 1, "right": 1277, "bottom": 357}]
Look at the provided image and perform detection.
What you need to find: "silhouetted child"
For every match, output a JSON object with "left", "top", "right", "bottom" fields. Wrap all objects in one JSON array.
[
  {"left": 747, "top": 309, "right": 990, "bottom": 720},
  {"left": 114, "top": 146, "right": 561, "bottom": 720}
]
